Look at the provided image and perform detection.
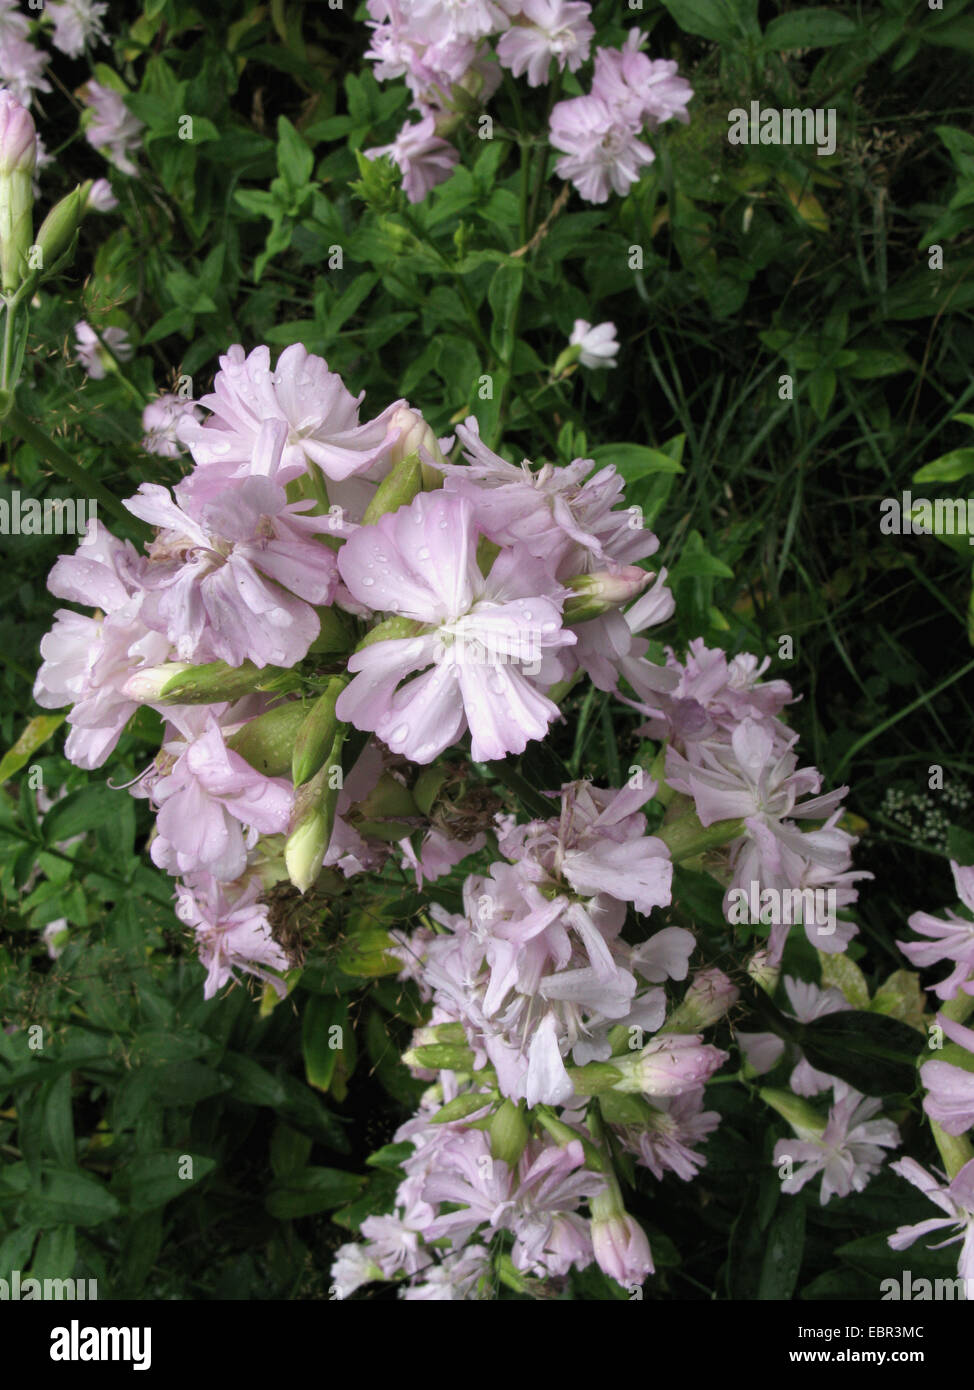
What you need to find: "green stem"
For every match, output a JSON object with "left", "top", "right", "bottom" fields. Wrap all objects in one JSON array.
[
  {"left": 2, "top": 405, "right": 151, "bottom": 541},
  {"left": 833, "top": 658, "right": 974, "bottom": 779}
]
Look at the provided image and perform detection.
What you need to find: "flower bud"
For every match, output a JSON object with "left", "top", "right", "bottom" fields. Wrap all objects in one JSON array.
[
  {"left": 489, "top": 1099, "right": 529, "bottom": 1167},
  {"left": 655, "top": 810, "right": 745, "bottom": 862},
  {"left": 747, "top": 947, "right": 780, "bottom": 996},
  {"left": 0, "top": 92, "right": 36, "bottom": 177},
  {"left": 402, "top": 1042, "right": 475, "bottom": 1072},
  {"left": 661, "top": 967, "right": 739, "bottom": 1033},
  {"left": 611, "top": 1034, "right": 727, "bottom": 1096},
  {"left": 292, "top": 677, "right": 347, "bottom": 787},
  {"left": 0, "top": 91, "right": 36, "bottom": 293},
  {"left": 387, "top": 406, "right": 447, "bottom": 470},
  {"left": 759, "top": 1087, "right": 826, "bottom": 1141},
  {"left": 227, "top": 701, "right": 311, "bottom": 777},
  {"left": 285, "top": 733, "right": 345, "bottom": 893},
  {"left": 550, "top": 342, "right": 582, "bottom": 379},
  {"left": 33, "top": 185, "right": 83, "bottom": 273},
  {"left": 362, "top": 450, "right": 423, "bottom": 524},
  {"left": 123, "top": 659, "right": 284, "bottom": 705},
  {"left": 349, "top": 771, "right": 418, "bottom": 844},
  {"left": 590, "top": 1191, "right": 654, "bottom": 1285},
  {"left": 563, "top": 566, "right": 651, "bottom": 623}
]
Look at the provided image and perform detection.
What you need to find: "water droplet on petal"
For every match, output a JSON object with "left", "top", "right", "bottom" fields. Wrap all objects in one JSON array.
[
  {"left": 390, "top": 723, "right": 410, "bottom": 743},
  {"left": 361, "top": 576, "right": 375, "bottom": 587},
  {"left": 417, "top": 546, "right": 430, "bottom": 561}
]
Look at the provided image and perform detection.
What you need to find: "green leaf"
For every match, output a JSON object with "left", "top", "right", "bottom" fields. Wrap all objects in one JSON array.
[
  {"left": 19, "top": 1169, "right": 120, "bottom": 1228},
  {"left": 265, "top": 1167, "right": 365, "bottom": 1219},
  {"left": 799, "top": 1010, "right": 919, "bottom": 1094},
  {"left": 301, "top": 996, "right": 347, "bottom": 1093},
  {"left": 757, "top": 1201, "right": 806, "bottom": 1299},
  {"left": 42, "top": 1074, "right": 74, "bottom": 1168},
  {"left": 487, "top": 261, "right": 523, "bottom": 363},
  {"left": 0, "top": 715, "right": 65, "bottom": 783},
  {"left": 763, "top": 9, "right": 858, "bottom": 49},
  {"left": 588, "top": 443, "right": 685, "bottom": 480},
  {"left": 847, "top": 348, "right": 913, "bottom": 380},
  {"left": 807, "top": 367, "right": 836, "bottom": 421},
  {"left": 658, "top": 0, "right": 739, "bottom": 42},
  {"left": 277, "top": 116, "right": 314, "bottom": 189},
  {"left": 42, "top": 784, "right": 121, "bottom": 844},
  {"left": 113, "top": 1152, "right": 217, "bottom": 1213},
  {"left": 913, "top": 449, "right": 974, "bottom": 484},
  {"left": 219, "top": 1053, "right": 288, "bottom": 1108}
]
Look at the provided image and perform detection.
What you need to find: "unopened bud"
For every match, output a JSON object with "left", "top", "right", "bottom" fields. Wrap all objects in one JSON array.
[
  {"left": 611, "top": 1034, "right": 726, "bottom": 1095},
  {"left": 285, "top": 731, "right": 346, "bottom": 892},
  {"left": 551, "top": 342, "right": 582, "bottom": 379},
  {"left": 388, "top": 406, "right": 447, "bottom": 471},
  {"left": 489, "top": 1099, "right": 529, "bottom": 1166},
  {"left": 661, "top": 967, "right": 739, "bottom": 1033},
  {"left": 33, "top": 185, "right": 83, "bottom": 271},
  {"left": 123, "top": 659, "right": 285, "bottom": 705},
  {"left": 590, "top": 1197, "right": 655, "bottom": 1285},
  {"left": 655, "top": 811, "right": 745, "bottom": 862},
  {"left": 292, "top": 678, "right": 347, "bottom": 787},
  {"left": 747, "top": 947, "right": 780, "bottom": 996},
  {"left": 566, "top": 564, "right": 650, "bottom": 608},
  {"left": 760, "top": 1087, "right": 826, "bottom": 1141},
  {"left": 0, "top": 91, "right": 36, "bottom": 293},
  {"left": 362, "top": 450, "right": 423, "bottom": 524},
  {"left": 403, "top": 1042, "right": 475, "bottom": 1072},
  {"left": 227, "top": 701, "right": 311, "bottom": 777}
]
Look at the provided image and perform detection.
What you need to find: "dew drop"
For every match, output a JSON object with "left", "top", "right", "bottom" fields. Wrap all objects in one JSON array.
[
  {"left": 361, "top": 576, "right": 375, "bottom": 587},
  {"left": 391, "top": 723, "right": 410, "bottom": 743},
  {"left": 417, "top": 546, "right": 430, "bottom": 561}
]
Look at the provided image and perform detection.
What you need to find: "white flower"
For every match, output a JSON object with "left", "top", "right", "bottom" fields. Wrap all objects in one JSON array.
[{"left": 570, "top": 319, "right": 619, "bottom": 369}]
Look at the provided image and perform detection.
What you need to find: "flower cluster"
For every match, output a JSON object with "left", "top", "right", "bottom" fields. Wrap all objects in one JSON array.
[
  {"left": 35, "top": 340, "right": 676, "bottom": 1001},
  {"left": 362, "top": 7, "right": 691, "bottom": 204},
  {"left": 888, "top": 863, "right": 974, "bottom": 1282},
  {"left": 634, "top": 638, "right": 870, "bottom": 966},
  {"left": 332, "top": 779, "right": 731, "bottom": 1298}
]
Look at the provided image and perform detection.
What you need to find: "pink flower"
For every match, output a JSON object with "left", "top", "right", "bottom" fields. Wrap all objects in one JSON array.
[
  {"left": 175, "top": 873, "right": 289, "bottom": 998},
  {"left": 143, "top": 712, "right": 293, "bottom": 881},
  {"left": 622, "top": 1089, "right": 720, "bottom": 1182},
  {"left": 82, "top": 80, "right": 143, "bottom": 175},
  {"left": 899, "top": 860, "right": 974, "bottom": 1001},
  {"left": 124, "top": 421, "right": 340, "bottom": 668},
  {"left": 591, "top": 38, "right": 692, "bottom": 130},
  {"left": 442, "top": 416, "right": 660, "bottom": 578},
  {"left": 0, "top": 3, "right": 29, "bottom": 43},
  {"left": 549, "top": 94, "right": 654, "bottom": 203},
  {"left": 74, "top": 320, "right": 132, "bottom": 379},
  {"left": 889, "top": 1157, "right": 974, "bottom": 1282},
  {"left": 366, "top": 114, "right": 459, "bottom": 203},
  {"left": 84, "top": 176, "right": 117, "bottom": 212},
  {"left": 774, "top": 1084, "right": 900, "bottom": 1205},
  {"left": 0, "top": 39, "right": 50, "bottom": 107},
  {"left": 921, "top": 1013, "right": 974, "bottom": 1136},
  {"left": 177, "top": 343, "right": 402, "bottom": 484},
  {"left": 48, "top": 0, "right": 108, "bottom": 58},
  {"left": 34, "top": 522, "right": 169, "bottom": 769},
  {"left": 0, "top": 86, "right": 35, "bottom": 173},
  {"left": 496, "top": 0, "right": 593, "bottom": 87},
  {"left": 335, "top": 491, "right": 575, "bottom": 764},
  {"left": 569, "top": 318, "right": 618, "bottom": 369},
  {"left": 141, "top": 393, "right": 202, "bottom": 458},
  {"left": 590, "top": 1207, "right": 654, "bottom": 1285}
]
